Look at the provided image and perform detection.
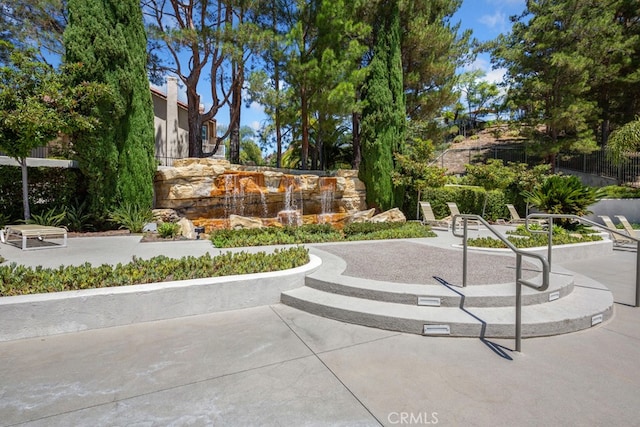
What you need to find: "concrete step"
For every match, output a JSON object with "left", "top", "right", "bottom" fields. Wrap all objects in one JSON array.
[
  {"left": 305, "top": 269, "right": 574, "bottom": 308},
  {"left": 281, "top": 273, "right": 613, "bottom": 338}
]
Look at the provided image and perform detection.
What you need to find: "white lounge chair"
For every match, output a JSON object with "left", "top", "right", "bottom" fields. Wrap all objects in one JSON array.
[
  {"left": 599, "top": 215, "right": 634, "bottom": 246},
  {"left": 1, "top": 224, "right": 68, "bottom": 250},
  {"left": 419, "top": 202, "right": 450, "bottom": 228},
  {"left": 614, "top": 215, "right": 638, "bottom": 239},
  {"left": 506, "top": 204, "right": 546, "bottom": 226},
  {"left": 446, "top": 202, "right": 480, "bottom": 228}
]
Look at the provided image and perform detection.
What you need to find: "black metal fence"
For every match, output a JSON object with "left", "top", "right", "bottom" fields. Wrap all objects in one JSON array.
[{"left": 433, "top": 145, "right": 640, "bottom": 186}]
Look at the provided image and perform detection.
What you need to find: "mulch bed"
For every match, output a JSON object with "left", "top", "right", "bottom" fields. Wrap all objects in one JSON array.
[{"left": 67, "top": 230, "right": 132, "bottom": 238}]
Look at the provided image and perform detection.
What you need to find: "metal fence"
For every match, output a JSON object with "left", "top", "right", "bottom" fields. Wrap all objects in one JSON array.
[
  {"left": 433, "top": 145, "right": 640, "bottom": 186},
  {"left": 555, "top": 150, "right": 640, "bottom": 186}
]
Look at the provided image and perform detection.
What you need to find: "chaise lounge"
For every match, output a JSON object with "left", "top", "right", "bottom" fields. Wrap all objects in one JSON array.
[
  {"left": 599, "top": 215, "right": 634, "bottom": 246},
  {"left": 0, "top": 224, "right": 68, "bottom": 251},
  {"left": 418, "top": 202, "right": 451, "bottom": 229}
]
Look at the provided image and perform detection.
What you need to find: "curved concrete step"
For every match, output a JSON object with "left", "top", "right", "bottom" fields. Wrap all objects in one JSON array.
[
  {"left": 306, "top": 248, "right": 575, "bottom": 308},
  {"left": 282, "top": 273, "right": 614, "bottom": 338},
  {"left": 305, "top": 272, "right": 574, "bottom": 308}
]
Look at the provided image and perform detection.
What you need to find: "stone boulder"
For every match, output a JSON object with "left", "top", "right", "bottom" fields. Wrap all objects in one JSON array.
[
  {"left": 348, "top": 208, "right": 376, "bottom": 224},
  {"left": 370, "top": 208, "right": 406, "bottom": 223},
  {"left": 177, "top": 217, "right": 197, "bottom": 239},
  {"left": 152, "top": 208, "right": 181, "bottom": 224},
  {"left": 229, "top": 214, "right": 264, "bottom": 229}
]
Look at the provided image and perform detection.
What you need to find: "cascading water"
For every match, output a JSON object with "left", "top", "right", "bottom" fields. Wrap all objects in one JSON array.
[
  {"left": 278, "top": 176, "right": 302, "bottom": 226},
  {"left": 317, "top": 177, "right": 337, "bottom": 223}
]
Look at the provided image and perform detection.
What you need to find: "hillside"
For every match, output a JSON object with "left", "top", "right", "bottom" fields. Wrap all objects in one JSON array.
[{"left": 433, "top": 126, "right": 528, "bottom": 175}]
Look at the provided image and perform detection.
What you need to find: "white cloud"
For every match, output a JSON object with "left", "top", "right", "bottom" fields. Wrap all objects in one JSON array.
[
  {"left": 249, "top": 121, "right": 261, "bottom": 131},
  {"left": 478, "top": 11, "right": 507, "bottom": 31},
  {"left": 486, "top": 0, "right": 524, "bottom": 5},
  {"left": 484, "top": 68, "right": 506, "bottom": 85},
  {"left": 463, "top": 56, "right": 491, "bottom": 74},
  {"left": 461, "top": 56, "right": 506, "bottom": 85},
  {"left": 249, "top": 101, "right": 265, "bottom": 114}
]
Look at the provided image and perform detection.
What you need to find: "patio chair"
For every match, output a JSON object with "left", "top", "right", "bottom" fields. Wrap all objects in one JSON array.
[
  {"left": 419, "top": 201, "right": 450, "bottom": 228},
  {"left": 1, "top": 224, "right": 67, "bottom": 250},
  {"left": 446, "top": 202, "right": 480, "bottom": 228},
  {"left": 505, "top": 204, "right": 546, "bottom": 226},
  {"left": 614, "top": 215, "right": 638, "bottom": 239},
  {"left": 599, "top": 215, "right": 634, "bottom": 246}
]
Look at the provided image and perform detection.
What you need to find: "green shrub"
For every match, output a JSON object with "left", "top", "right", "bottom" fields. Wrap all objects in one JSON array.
[
  {"left": 453, "top": 135, "right": 465, "bottom": 143},
  {"left": 343, "top": 221, "right": 404, "bottom": 236},
  {"left": 599, "top": 185, "right": 640, "bottom": 199},
  {"left": 109, "top": 202, "right": 154, "bottom": 233},
  {"left": 211, "top": 224, "right": 344, "bottom": 247},
  {"left": 468, "top": 225, "right": 602, "bottom": 248},
  {"left": 421, "top": 186, "right": 508, "bottom": 222},
  {"left": 0, "top": 246, "right": 309, "bottom": 296},
  {"left": 522, "top": 175, "right": 603, "bottom": 228},
  {"left": 210, "top": 222, "right": 435, "bottom": 248},
  {"left": 0, "top": 165, "right": 86, "bottom": 222},
  {"left": 65, "top": 200, "right": 94, "bottom": 232},
  {"left": 158, "top": 222, "right": 181, "bottom": 238},
  {"left": 0, "top": 212, "right": 11, "bottom": 228},
  {"left": 345, "top": 222, "right": 435, "bottom": 241},
  {"left": 26, "top": 207, "right": 67, "bottom": 227}
]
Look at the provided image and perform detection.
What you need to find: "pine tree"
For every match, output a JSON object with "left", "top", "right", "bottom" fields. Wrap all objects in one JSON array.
[
  {"left": 359, "top": 0, "right": 405, "bottom": 211},
  {"left": 64, "top": 0, "right": 155, "bottom": 212},
  {"left": 489, "top": 0, "right": 640, "bottom": 162}
]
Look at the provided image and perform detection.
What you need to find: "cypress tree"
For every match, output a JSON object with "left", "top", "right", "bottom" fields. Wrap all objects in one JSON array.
[
  {"left": 64, "top": 0, "right": 155, "bottom": 212},
  {"left": 359, "top": 0, "right": 405, "bottom": 211}
]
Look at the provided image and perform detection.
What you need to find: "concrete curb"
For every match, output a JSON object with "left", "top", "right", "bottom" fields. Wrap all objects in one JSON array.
[
  {"left": 454, "top": 238, "right": 613, "bottom": 263},
  {"left": 0, "top": 255, "right": 321, "bottom": 342}
]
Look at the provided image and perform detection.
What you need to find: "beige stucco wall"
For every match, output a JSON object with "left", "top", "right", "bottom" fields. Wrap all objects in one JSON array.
[{"left": 152, "top": 77, "right": 192, "bottom": 166}]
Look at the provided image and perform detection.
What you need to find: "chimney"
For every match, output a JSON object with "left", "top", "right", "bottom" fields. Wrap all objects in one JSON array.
[{"left": 166, "top": 76, "right": 179, "bottom": 158}]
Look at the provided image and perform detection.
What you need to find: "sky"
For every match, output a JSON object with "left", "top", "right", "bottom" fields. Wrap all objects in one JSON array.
[
  {"left": 158, "top": 0, "right": 528, "bottom": 141},
  {"left": 454, "top": 0, "right": 526, "bottom": 83}
]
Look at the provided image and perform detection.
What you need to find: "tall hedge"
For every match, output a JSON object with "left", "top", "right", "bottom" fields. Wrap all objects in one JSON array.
[
  {"left": 422, "top": 186, "right": 509, "bottom": 222},
  {"left": 359, "top": 1, "right": 405, "bottom": 211},
  {"left": 64, "top": 0, "right": 155, "bottom": 213},
  {"left": 0, "top": 165, "right": 86, "bottom": 223}
]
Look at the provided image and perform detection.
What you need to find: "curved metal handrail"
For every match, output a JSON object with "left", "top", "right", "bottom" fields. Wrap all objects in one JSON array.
[
  {"left": 451, "top": 214, "right": 550, "bottom": 291},
  {"left": 450, "top": 214, "right": 551, "bottom": 352},
  {"left": 525, "top": 213, "right": 640, "bottom": 308}
]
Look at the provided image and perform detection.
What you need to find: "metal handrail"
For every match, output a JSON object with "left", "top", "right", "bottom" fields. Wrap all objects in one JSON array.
[
  {"left": 451, "top": 214, "right": 550, "bottom": 352},
  {"left": 525, "top": 213, "right": 640, "bottom": 308}
]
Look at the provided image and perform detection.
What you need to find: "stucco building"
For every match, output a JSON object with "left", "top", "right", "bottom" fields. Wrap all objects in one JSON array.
[{"left": 151, "top": 76, "right": 222, "bottom": 166}]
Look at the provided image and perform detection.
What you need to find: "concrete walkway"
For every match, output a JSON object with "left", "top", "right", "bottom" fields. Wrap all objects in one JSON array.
[{"left": 1, "top": 232, "right": 639, "bottom": 426}]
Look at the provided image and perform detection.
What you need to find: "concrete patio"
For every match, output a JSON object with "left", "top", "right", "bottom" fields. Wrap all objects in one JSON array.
[{"left": 0, "top": 231, "right": 638, "bottom": 426}]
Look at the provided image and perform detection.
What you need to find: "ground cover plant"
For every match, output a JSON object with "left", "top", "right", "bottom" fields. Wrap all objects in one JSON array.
[
  {"left": 210, "top": 222, "right": 436, "bottom": 248},
  {"left": 0, "top": 246, "right": 309, "bottom": 297},
  {"left": 467, "top": 224, "right": 602, "bottom": 249}
]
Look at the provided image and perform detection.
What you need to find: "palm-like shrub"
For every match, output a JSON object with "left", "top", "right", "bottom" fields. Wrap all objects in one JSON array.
[
  {"left": 522, "top": 175, "right": 601, "bottom": 219},
  {"left": 108, "top": 202, "right": 153, "bottom": 233}
]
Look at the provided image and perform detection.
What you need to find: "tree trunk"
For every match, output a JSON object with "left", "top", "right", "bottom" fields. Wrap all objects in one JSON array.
[
  {"left": 301, "top": 87, "right": 309, "bottom": 169},
  {"left": 20, "top": 158, "right": 30, "bottom": 220},
  {"left": 187, "top": 89, "right": 203, "bottom": 158},
  {"left": 352, "top": 111, "right": 361, "bottom": 169},
  {"left": 601, "top": 91, "right": 610, "bottom": 146},
  {"left": 230, "top": 59, "right": 243, "bottom": 164}
]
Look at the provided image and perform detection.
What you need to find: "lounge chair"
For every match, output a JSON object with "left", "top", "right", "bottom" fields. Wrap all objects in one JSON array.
[
  {"left": 506, "top": 204, "right": 546, "bottom": 225},
  {"left": 446, "top": 202, "right": 480, "bottom": 228},
  {"left": 615, "top": 215, "right": 638, "bottom": 239},
  {"left": 599, "top": 215, "right": 634, "bottom": 246},
  {"left": 1, "top": 224, "right": 68, "bottom": 250},
  {"left": 419, "top": 202, "right": 450, "bottom": 228}
]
